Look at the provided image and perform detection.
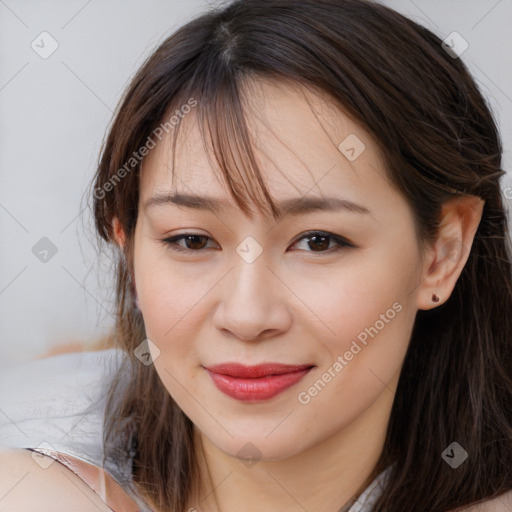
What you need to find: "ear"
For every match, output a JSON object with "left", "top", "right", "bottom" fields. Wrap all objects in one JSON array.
[
  {"left": 416, "top": 195, "right": 485, "bottom": 310},
  {"left": 112, "top": 216, "right": 126, "bottom": 248}
]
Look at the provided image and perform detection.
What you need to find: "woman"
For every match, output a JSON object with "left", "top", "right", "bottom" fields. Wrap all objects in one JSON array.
[{"left": 1, "top": 0, "right": 512, "bottom": 511}]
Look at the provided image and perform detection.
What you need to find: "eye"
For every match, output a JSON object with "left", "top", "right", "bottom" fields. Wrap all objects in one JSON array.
[
  {"left": 290, "top": 231, "right": 354, "bottom": 253},
  {"left": 161, "top": 233, "right": 217, "bottom": 253},
  {"left": 161, "top": 231, "right": 354, "bottom": 255}
]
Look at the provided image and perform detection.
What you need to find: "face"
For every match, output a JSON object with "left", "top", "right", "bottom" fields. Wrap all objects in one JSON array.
[{"left": 132, "top": 78, "right": 424, "bottom": 461}]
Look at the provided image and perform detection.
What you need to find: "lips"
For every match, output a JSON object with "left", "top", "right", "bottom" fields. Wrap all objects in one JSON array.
[{"left": 204, "top": 363, "right": 314, "bottom": 402}]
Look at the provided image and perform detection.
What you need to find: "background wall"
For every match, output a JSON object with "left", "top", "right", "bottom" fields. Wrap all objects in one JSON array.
[{"left": 1, "top": 0, "right": 511, "bottom": 370}]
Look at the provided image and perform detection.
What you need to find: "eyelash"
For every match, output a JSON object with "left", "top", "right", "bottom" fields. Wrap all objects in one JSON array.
[{"left": 160, "top": 231, "right": 355, "bottom": 255}]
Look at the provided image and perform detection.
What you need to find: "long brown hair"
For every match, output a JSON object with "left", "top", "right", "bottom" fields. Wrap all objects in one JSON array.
[{"left": 88, "top": 1, "right": 512, "bottom": 510}]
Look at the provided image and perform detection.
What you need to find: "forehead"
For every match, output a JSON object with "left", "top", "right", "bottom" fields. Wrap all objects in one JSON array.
[{"left": 139, "top": 78, "right": 389, "bottom": 211}]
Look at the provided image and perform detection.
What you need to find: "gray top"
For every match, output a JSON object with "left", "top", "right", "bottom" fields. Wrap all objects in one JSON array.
[{"left": 0, "top": 348, "right": 391, "bottom": 511}]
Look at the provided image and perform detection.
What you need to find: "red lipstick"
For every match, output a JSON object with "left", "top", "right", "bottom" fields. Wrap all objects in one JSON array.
[{"left": 204, "top": 363, "right": 314, "bottom": 402}]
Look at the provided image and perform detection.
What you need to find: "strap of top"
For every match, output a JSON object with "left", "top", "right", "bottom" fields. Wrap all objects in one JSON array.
[{"left": 25, "top": 447, "right": 142, "bottom": 512}]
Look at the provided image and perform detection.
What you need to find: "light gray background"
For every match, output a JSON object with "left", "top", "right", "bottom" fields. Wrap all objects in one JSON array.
[{"left": 1, "top": 0, "right": 511, "bottom": 369}]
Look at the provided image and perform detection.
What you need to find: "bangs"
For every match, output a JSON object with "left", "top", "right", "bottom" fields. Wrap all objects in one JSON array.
[{"left": 159, "top": 71, "right": 300, "bottom": 222}]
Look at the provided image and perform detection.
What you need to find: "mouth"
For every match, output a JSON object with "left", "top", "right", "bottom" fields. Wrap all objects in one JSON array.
[{"left": 204, "top": 363, "right": 315, "bottom": 402}]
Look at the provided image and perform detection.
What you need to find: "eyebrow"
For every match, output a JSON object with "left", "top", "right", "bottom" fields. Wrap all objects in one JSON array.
[{"left": 144, "top": 192, "right": 371, "bottom": 217}]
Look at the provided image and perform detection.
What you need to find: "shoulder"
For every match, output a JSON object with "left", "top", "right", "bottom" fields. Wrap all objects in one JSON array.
[
  {"left": 479, "top": 489, "right": 512, "bottom": 510},
  {"left": 0, "top": 448, "right": 112, "bottom": 512},
  {"left": 451, "top": 489, "right": 512, "bottom": 511}
]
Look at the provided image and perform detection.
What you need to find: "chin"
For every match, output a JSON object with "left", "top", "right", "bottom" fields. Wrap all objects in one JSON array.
[{"left": 199, "top": 419, "right": 320, "bottom": 463}]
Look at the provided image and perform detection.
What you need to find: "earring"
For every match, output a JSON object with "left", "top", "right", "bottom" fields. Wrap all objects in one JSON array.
[{"left": 431, "top": 293, "right": 440, "bottom": 303}]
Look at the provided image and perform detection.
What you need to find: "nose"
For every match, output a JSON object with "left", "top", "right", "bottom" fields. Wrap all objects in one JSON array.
[{"left": 212, "top": 255, "right": 292, "bottom": 342}]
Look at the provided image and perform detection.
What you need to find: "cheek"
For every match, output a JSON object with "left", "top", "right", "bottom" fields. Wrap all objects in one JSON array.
[
  {"left": 292, "top": 244, "right": 419, "bottom": 356},
  {"left": 294, "top": 244, "right": 420, "bottom": 416},
  {"left": 137, "top": 267, "right": 204, "bottom": 346},
  {"left": 133, "top": 241, "right": 222, "bottom": 368},
  {"left": 136, "top": 265, "right": 207, "bottom": 403}
]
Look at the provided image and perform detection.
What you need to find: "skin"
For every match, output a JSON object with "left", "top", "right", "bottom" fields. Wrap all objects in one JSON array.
[
  {"left": 113, "top": 78, "right": 484, "bottom": 512},
  {"left": 0, "top": 449, "right": 113, "bottom": 512}
]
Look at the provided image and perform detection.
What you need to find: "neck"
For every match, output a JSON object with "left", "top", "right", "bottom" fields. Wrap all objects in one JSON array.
[{"left": 187, "top": 372, "right": 397, "bottom": 512}]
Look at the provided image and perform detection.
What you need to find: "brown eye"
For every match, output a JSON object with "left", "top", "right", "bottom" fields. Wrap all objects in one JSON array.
[
  {"left": 304, "top": 234, "right": 330, "bottom": 251},
  {"left": 290, "top": 231, "right": 353, "bottom": 253},
  {"left": 161, "top": 230, "right": 354, "bottom": 255},
  {"left": 162, "top": 233, "right": 216, "bottom": 253}
]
